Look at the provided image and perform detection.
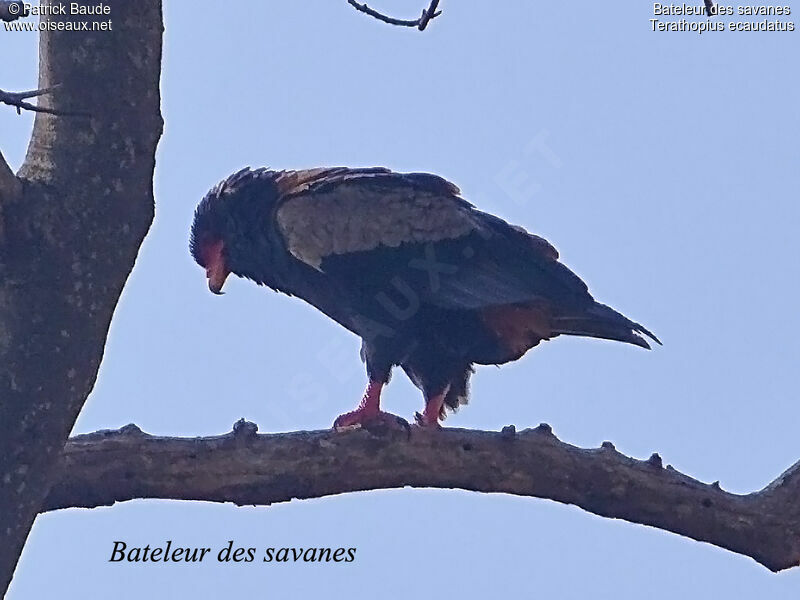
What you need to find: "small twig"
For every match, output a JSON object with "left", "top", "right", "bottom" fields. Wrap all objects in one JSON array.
[
  {"left": 0, "top": 85, "right": 88, "bottom": 117},
  {"left": 347, "top": 0, "right": 442, "bottom": 30}
]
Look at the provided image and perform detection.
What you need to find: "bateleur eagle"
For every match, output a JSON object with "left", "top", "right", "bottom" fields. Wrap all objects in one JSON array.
[{"left": 190, "top": 167, "right": 659, "bottom": 429}]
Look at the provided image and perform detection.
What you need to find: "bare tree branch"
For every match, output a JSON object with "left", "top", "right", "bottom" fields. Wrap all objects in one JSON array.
[
  {"left": 44, "top": 421, "right": 800, "bottom": 573},
  {"left": 0, "top": 86, "right": 89, "bottom": 117},
  {"left": 347, "top": 0, "right": 441, "bottom": 30}
]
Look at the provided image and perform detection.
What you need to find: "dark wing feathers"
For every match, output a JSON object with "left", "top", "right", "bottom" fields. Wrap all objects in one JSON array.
[
  {"left": 270, "top": 167, "right": 592, "bottom": 313},
  {"left": 434, "top": 211, "right": 590, "bottom": 310}
]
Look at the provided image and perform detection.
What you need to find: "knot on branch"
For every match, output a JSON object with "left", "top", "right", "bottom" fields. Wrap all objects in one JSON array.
[
  {"left": 118, "top": 423, "right": 145, "bottom": 437},
  {"left": 646, "top": 453, "right": 663, "bottom": 468},
  {"left": 232, "top": 418, "right": 259, "bottom": 439}
]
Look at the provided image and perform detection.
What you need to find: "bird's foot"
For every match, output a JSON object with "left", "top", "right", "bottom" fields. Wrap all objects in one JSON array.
[
  {"left": 333, "top": 408, "right": 410, "bottom": 433},
  {"left": 413, "top": 391, "right": 446, "bottom": 429},
  {"left": 413, "top": 411, "right": 442, "bottom": 430}
]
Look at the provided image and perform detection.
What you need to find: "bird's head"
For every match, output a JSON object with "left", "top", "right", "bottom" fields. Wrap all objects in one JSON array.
[
  {"left": 189, "top": 194, "right": 231, "bottom": 294},
  {"left": 190, "top": 168, "right": 279, "bottom": 295}
]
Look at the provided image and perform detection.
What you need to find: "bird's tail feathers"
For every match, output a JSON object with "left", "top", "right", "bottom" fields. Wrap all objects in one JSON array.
[{"left": 551, "top": 302, "right": 661, "bottom": 349}]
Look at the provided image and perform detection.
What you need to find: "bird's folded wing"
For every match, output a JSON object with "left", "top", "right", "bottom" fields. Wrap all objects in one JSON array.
[
  {"left": 273, "top": 168, "right": 591, "bottom": 311},
  {"left": 274, "top": 168, "right": 477, "bottom": 269}
]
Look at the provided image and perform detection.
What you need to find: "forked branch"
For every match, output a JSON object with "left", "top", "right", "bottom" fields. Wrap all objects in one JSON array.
[{"left": 347, "top": 0, "right": 441, "bottom": 30}]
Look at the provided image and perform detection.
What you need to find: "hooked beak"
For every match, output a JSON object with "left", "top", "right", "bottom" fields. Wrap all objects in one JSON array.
[
  {"left": 207, "top": 264, "right": 230, "bottom": 295},
  {"left": 204, "top": 240, "right": 230, "bottom": 295}
]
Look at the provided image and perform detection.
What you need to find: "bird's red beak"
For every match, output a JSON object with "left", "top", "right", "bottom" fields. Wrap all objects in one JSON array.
[{"left": 204, "top": 240, "right": 230, "bottom": 295}]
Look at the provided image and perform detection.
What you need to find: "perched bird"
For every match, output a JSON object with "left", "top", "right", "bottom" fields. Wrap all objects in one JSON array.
[{"left": 190, "top": 167, "right": 659, "bottom": 429}]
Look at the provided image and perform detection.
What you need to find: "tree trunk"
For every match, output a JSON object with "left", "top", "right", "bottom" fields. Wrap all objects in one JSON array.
[{"left": 0, "top": 0, "right": 163, "bottom": 593}]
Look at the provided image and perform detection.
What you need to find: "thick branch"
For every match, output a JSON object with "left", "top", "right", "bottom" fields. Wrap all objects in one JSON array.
[
  {"left": 347, "top": 0, "right": 441, "bottom": 30},
  {"left": 45, "top": 421, "right": 800, "bottom": 572}
]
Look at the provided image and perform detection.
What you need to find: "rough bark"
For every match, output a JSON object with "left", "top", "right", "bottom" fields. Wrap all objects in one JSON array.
[
  {"left": 44, "top": 421, "right": 800, "bottom": 573},
  {"left": 0, "top": 0, "right": 163, "bottom": 593}
]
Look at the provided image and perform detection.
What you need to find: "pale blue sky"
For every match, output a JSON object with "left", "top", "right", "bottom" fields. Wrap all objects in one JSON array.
[{"left": 3, "top": 1, "right": 799, "bottom": 597}]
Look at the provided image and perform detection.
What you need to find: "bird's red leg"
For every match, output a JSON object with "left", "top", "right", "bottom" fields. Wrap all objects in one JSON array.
[
  {"left": 333, "top": 381, "right": 407, "bottom": 430},
  {"left": 414, "top": 391, "right": 446, "bottom": 429}
]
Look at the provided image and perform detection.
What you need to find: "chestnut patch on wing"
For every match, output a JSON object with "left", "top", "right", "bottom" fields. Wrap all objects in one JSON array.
[{"left": 482, "top": 303, "right": 554, "bottom": 359}]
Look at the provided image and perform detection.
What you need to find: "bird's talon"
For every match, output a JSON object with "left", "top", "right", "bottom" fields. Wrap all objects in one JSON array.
[{"left": 413, "top": 411, "right": 442, "bottom": 429}]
